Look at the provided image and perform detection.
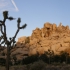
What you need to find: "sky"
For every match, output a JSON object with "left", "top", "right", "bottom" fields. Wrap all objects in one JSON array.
[{"left": 0, "top": 0, "right": 70, "bottom": 41}]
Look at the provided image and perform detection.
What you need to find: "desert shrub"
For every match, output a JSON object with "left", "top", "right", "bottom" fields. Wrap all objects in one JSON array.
[
  {"left": 59, "top": 51, "right": 69, "bottom": 63},
  {"left": 1, "top": 52, "right": 5, "bottom": 56},
  {"left": 22, "top": 54, "right": 39, "bottom": 64},
  {"left": 29, "top": 60, "right": 46, "bottom": 70},
  {"left": 67, "top": 56, "right": 70, "bottom": 64},
  {"left": 53, "top": 55, "right": 61, "bottom": 63},
  {"left": 12, "top": 55, "right": 17, "bottom": 65},
  {"left": 61, "top": 66, "right": 70, "bottom": 70},
  {"left": 0, "top": 58, "right": 6, "bottom": 66},
  {"left": 39, "top": 54, "right": 49, "bottom": 63},
  {"left": 14, "top": 60, "right": 22, "bottom": 65},
  {"left": 13, "top": 65, "right": 27, "bottom": 70}
]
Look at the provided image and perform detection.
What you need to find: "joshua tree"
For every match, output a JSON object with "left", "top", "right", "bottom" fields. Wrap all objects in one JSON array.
[{"left": 0, "top": 11, "right": 27, "bottom": 70}]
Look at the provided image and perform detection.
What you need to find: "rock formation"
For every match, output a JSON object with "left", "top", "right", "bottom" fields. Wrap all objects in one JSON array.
[{"left": 0, "top": 22, "right": 70, "bottom": 61}]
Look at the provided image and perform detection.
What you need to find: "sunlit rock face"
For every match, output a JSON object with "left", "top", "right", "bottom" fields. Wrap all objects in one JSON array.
[
  {"left": 1, "top": 22, "right": 70, "bottom": 61},
  {"left": 14, "top": 22, "right": 70, "bottom": 57}
]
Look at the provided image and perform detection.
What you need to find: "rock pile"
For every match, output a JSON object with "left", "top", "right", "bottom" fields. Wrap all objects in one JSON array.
[{"left": 0, "top": 22, "right": 70, "bottom": 61}]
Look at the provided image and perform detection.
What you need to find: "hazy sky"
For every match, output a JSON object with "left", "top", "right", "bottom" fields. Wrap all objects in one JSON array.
[{"left": 0, "top": 0, "right": 70, "bottom": 41}]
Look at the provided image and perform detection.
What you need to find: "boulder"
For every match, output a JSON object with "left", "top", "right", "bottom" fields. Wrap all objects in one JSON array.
[{"left": 1, "top": 22, "right": 70, "bottom": 61}]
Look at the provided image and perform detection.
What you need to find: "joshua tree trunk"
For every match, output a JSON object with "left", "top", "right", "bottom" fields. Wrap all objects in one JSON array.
[{"left": 6, "top": 45, "right": 10, "bottom": 70}]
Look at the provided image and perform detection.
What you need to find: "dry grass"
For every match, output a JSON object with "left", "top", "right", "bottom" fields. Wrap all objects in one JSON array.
[
  {"left": 0, "top": 65, "right": 27, "bottom": 70},
  {"left": 0, "top": 64, "right": 70, "bottom": 70}
]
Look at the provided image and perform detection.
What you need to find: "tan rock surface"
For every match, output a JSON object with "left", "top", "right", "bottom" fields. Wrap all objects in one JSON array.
[
  {"left": 1, "top": 22, "right": 70, "bottom": 60},
  {"left": 11, "top": 48, "right": 28, "bottom": 55},
  {"left": 15, "top": 22, "right": 70, "bottom": 56}
]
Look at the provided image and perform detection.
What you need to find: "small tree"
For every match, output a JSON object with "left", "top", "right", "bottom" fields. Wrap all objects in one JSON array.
[{"left": 0, "top": 11, "right": 27, "bottom": 70}]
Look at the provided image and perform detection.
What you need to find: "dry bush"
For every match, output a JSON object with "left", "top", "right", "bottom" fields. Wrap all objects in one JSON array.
[
  {"left": 29, "top": 60, "right": 46, "bottom": 70},
  {"left": 61, "top": 66, "right": 70, "bottom": 70}
]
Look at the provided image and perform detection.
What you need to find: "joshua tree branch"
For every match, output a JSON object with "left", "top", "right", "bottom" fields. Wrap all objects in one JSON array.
[
  {"left": 11, "top": 23, "right": 27, "bottom": 43},
  {"left": 10, "top": 29, "right": 19, "bottom": 43},
  {"left": 1, "top": 25, "right": 4, "bottom": 34}
]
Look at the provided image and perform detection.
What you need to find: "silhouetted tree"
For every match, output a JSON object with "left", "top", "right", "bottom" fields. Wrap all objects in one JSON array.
[
  {"left": 0, "top": 11, "right": 27, "bottom": 70},
  {"left": 67, "top": 56, "right": 70, "bottom": 64},
  {"left": 60, "top": 51, "right": 69, "bottom": 64},
  {"left": 45, "top": 50, "right": 54, "bottom": 64},
  {"left": 39, "top": 54, "right": 49, "bottom": 63},
  {"left": 0, "top": 58, "right": 6, "bottom": 66},
  {"left": 22, "top": 54, "right": 39, "bottom": 64},
  {"left": 53, "top": 54, "right": 61, "bottom": 63}
]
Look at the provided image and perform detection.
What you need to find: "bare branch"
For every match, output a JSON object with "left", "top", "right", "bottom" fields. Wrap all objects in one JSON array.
[
  {"left": 4, "top": 24, "right": 6, "bottom": 35},
  {"left": 1, "top": 40, "right": 5, "bottom": 44},
  {"left": 3, "top": 11, "right": 8, "bottom": 19},
  {"left": 0, "top": 35, "right": 3, "bottom": 41},
  {"left": 17, "top": 18, "right": 21, "bottom": 28},
  {"left": 17, "top": 18, "right": 21, "bottom": 23},
  {"left": 1, "top": 25, "right": 4, "bottom": 34},
  {"left": 0, "top": 20, "right": 3, "bottom": 23},
  {"left": 19, "top": 24, "right": 27, "bottom": 29},
  {"left": 10, "top": 29, "right": 19, "bottom": 43},
  {"left": 17, "top": 22, "right": 20, "bottom": 28},
  {"left": 8, "top": 17, "right": 16, "bottom": 21}
]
